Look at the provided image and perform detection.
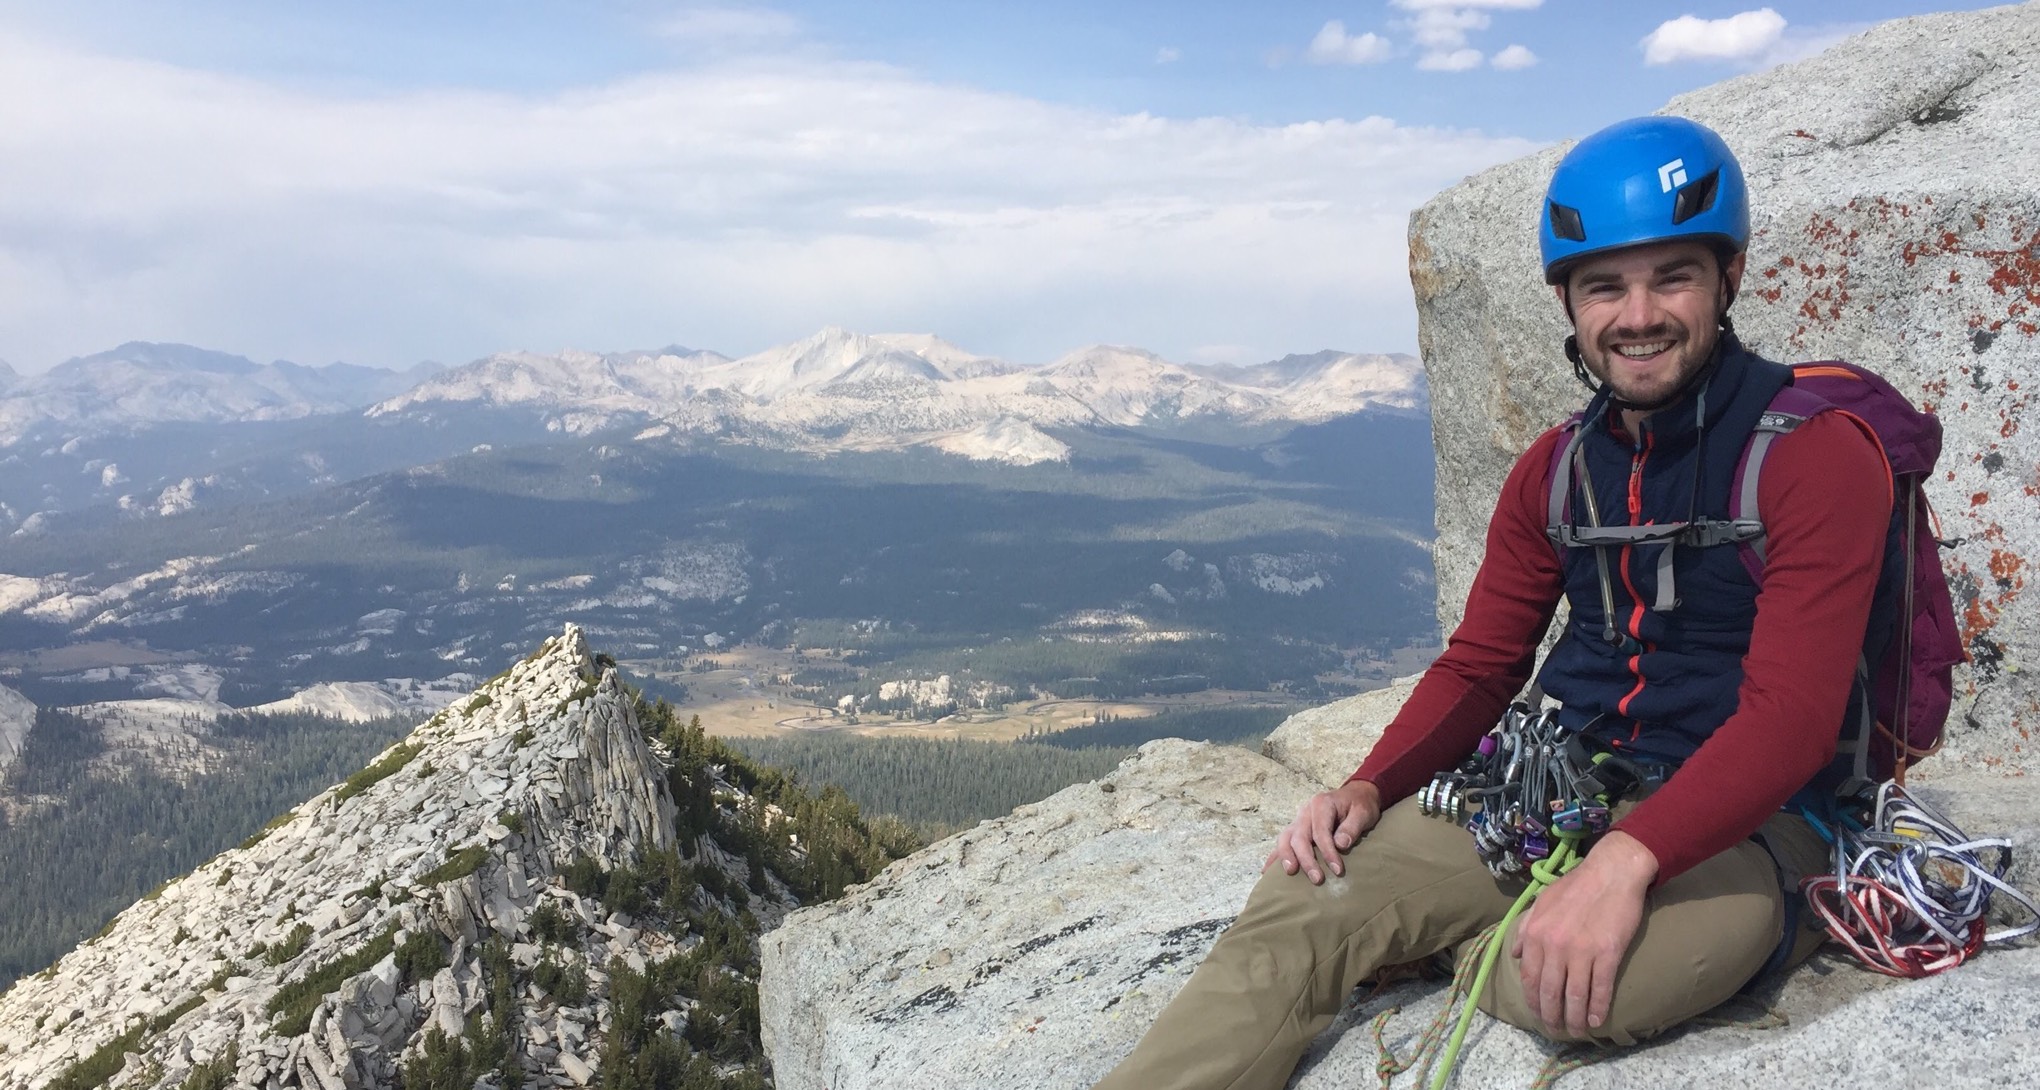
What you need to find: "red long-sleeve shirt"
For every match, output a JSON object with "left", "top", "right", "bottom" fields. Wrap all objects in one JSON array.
[{"left": 1350, "top": 410, "right": 1891, "bottom": 883}]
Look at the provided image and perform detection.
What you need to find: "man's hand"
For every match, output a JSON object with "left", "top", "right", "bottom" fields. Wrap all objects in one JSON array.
[
  {"left": 1510, "top": 831, "right": 1658, "bottom": 1038},
  {"left": 1265, "top": 779, "right": 1383, "bottom": 884}
]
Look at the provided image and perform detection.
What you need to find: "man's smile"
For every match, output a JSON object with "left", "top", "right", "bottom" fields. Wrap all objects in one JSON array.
[{"left": 1612, "top": 341, "right": 1674, "bottom": 361}]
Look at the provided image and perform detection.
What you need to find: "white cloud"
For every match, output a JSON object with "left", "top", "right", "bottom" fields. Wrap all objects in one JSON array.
[
  {"left": 1417, "top": 48, "right": 1484, "bottom": 72},
  {"left": 1410, "top": 9, "right": 1490, "bottom": 50},
  {"left": 1155, "top": 45, "right": 1182, "bottom": 64},
  {"left": 1641, "top": 9, "right": 1788, "bottom": 65},
  {"left": 1387, "top": 0, "right": 1542, "bottom": 71},
  {"left": 1305, "top": 21, "right": 1394, "bottom": 65},
  {"left": 1490, "top": 44, "right": 1537, "bottom": 69},
  {"left": 0, "top": 30, "right": 1538, "bottom": 370},
  {"left": 654, "top": 6, "right": 801, "bottom": 42}
]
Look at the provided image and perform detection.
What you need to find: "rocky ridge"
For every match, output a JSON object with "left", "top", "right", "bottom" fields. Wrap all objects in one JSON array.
[{"left": 0, "top": 624, "right": 785, "bottom": 1089}]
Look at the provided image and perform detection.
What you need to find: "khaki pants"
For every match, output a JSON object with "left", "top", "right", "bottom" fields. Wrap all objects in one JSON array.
[{"left": 1093, "top": 793, "right": 1831, "bottom": 1090}]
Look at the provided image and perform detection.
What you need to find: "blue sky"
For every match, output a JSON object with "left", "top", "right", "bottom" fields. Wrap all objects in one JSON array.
[{"left": 0, "top": 1, "right": 2001, "bottom": 372}]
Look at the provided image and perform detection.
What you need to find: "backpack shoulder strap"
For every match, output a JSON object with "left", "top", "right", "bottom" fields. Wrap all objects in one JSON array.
[
  {"left": 1545, "top": 413, "right": 1588, "bottom": 550},
  {"left": 1544, "top": 412, "right": 1632, "bottom": 649},
  {"left": 1729, "top": 384, "right": 1834, "bottom": 577}
]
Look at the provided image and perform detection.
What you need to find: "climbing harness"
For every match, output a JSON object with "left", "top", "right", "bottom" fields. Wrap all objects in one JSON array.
[{"left": 1799, "top": 781, "right": 2039, "bottom": 979}]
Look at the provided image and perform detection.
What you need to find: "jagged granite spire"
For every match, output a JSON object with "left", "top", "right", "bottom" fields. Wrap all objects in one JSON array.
[{"left": 0, "top": 624, "right": 781, "bottom": 1089}]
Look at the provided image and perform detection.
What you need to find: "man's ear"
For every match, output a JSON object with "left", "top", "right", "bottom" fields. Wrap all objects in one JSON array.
[{"left": 1722, "top": 250, "right": 1747, "bottom": 296}]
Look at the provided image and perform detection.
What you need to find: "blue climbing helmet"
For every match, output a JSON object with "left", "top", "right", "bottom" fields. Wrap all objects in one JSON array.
[{"left": 1539, "top": 115, "right": 1749, "bottom": 285}]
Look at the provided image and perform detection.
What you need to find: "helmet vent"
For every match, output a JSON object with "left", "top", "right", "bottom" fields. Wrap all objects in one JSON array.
[
  {"left": 1671, "top": 169, "right": 1721, "bottom": 225},
  {"left": 1547, "top": 201, "right": 1586, "bottom": 242}
]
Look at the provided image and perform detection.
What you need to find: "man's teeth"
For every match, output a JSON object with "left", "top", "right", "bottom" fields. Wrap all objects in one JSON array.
[{"left": 1616, "top": 342, "right": 1672, "bottom": 358}]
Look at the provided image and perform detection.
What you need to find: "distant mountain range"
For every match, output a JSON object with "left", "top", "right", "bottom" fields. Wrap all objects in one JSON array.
[
  {"left": 2, "top": 332, "right": 1422, "bottom": 467},
  {"left": 0, "top": 330, "right": 1436, "bottom": 731},
  {"left": 377, "top": 330, "right": 1421, "bottom": 464},
  {"left": 0, "top": 342, "right": 443, "bottom": 441}
]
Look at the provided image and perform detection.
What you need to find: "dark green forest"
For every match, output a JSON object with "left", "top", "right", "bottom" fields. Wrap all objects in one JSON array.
[
  {"left": 728, "top": 704, "right": 1293, "bottom": 837},
  {"left": 0, "top": 412, "right": 1436, "bottom": 708}
]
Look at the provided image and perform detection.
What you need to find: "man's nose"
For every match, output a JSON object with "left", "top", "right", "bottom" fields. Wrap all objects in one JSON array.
[{"left": 1614, "top": 285, "right": 1663, "bottom": 334}]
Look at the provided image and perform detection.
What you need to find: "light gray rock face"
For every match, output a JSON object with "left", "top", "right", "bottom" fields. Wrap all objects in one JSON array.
[
  {"left": 759, "top": 750, "right": 2040, "bottom": 1090},
  {"left": 1413, "top": 1, "right": 2040, "bottom": 773},
  {"left": 0, "top": 684, "right": 33, "bottom": 777},
  {"left": 1260, "top": 674, "right": 1421, "bottom": 788},
  {"left": 759, "top": 740, "right": 1319, "bottom": 1090},
  {"left": 0, "top": 624, "right": 773, "bottom": 1090}
]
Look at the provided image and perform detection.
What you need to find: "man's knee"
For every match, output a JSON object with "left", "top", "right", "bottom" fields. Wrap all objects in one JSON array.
[{"left": 1469, "top": 839, "right": 1786, "bottom": 1046}]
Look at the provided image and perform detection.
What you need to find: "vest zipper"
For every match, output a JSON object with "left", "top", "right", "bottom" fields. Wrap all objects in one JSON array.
[{"left": 1616, "top": 432, "right": 1655, "bottom": 717}]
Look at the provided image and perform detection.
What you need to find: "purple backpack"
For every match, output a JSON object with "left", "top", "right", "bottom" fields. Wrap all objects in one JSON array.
[{"left": 1729, "top": 362, "right": 1963, "bottom": 784}]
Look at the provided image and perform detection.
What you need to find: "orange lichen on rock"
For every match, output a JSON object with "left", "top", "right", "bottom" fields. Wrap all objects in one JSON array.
[{"left": 1990, "top": 548, "right": 2027, "bottom": 586}]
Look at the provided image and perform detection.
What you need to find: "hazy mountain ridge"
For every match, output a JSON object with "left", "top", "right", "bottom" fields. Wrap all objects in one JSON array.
[
  {"left": 0, "top": 343, "right": 440, "bottom": 445},
  {"left": 381, "top": 329, "right": 1424, "bottom": 458},
  {"left": 0, "top": 332, "right": 1419, "bottom": 533}
]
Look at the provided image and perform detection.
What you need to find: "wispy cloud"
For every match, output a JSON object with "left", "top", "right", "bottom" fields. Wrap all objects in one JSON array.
[
  {"left": 1155, "top": 45, "right": 1182, "bottom": 65},
  {"left": 1389, "top": 0, "right": 1543, "bottom": 73},
  {"left": 0, "top": 29, "right": 1538, "bottom": 369},
  {"left": 1305, "top": 20, "right": 1394, "bottom": 65},
  {"left": 1490, "top": 44, "right": 1537, "bottom": 70},
  {"left": 1641, "top": 8, "right": 1787, "bottom": 65},
  {"left": 1416, "top": 48, "right": 1483, "bottom": 72},
  {"left": 1409, "top": 8, "right": 1490, "bottom": 51}
]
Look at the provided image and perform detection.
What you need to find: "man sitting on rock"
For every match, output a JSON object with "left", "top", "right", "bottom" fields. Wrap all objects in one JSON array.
[{"left": 1095, "top": 115, "right": 1891, "bottom": 1090}]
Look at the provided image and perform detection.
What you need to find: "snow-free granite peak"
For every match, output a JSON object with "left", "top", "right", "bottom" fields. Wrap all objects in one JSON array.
[{"left": 0, "top": 624, "right": 788, "bottom": 1089}]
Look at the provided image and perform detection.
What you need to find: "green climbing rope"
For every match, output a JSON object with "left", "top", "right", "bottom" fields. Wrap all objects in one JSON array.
[
  {"left": 1370, "top": 831, "right": 1590, "bottom": 1090},
  {"left": 1429, "top": 835, "right": 1585, "bottom": 1090}
]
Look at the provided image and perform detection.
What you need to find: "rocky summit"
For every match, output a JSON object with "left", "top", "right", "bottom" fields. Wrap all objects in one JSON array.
[
  {"left": 762, "top": 6, "right": 2040, "bottom": 1089},
  {"left": 763, "top": 695, "right": 2040, "bottom": 1090},
  {"left": 0, "top": 624, "right": 813, "bottom": 1090}
]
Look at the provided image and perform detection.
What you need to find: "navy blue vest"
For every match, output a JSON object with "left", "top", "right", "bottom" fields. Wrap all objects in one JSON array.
[{"left": 1537, "top": 339, "right": 1795, "bottom": 764}]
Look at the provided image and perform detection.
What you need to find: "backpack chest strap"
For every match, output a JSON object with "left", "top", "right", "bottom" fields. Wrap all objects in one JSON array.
[{"left": 1546, "top": 404, "right": 1810, "bottom": 626}]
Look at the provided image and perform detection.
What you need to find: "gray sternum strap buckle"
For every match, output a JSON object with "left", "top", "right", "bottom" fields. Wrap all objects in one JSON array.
[
  {"left": 1548, "top": 517, "right": 1764, "bottom": 614},
  {"left": 1681, "top": 518, "right": 1766, "bottom": 547},
  {"left": 1546, "top": 518, "right": 1763, "bottom": 549}
]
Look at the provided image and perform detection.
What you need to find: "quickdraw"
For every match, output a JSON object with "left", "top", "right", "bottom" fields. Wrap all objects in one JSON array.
[
  {"left": 1418, "top": 700, "right": 1642, "bottom": 878},
  {"left": 1799, "top": 781, "right": 2039, "bottom": 979}
]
